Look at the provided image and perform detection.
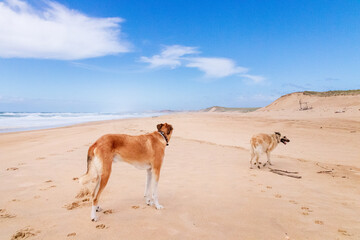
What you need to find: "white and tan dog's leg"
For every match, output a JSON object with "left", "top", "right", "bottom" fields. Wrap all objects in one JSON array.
[
  {"left": 151, "top": 169, "right": 163, "bottom": 209},
  {"left": 266, "top": 151, "right": 272, "bottom": 166},
  {"left": 144, "top": 168, "right": 153, "bottom": 205},
  {"left": 255, "top": 153, "right": 261, "bottom": 169},
  {"left": 250, "top": 150, "right": 255, "bottom": 169}
]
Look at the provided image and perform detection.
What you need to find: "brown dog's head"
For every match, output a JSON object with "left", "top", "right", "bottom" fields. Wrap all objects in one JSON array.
[
  {"left": 280, "top": 136, "right": 290, "bottom": 145},
  {"left": 157, "top": 123, "right": 174, "bottom": 140}
]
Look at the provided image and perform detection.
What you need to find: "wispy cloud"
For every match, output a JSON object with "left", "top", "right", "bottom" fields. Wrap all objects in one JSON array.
[
  {"left": 240, "top": 74, "right": 265, "bottom": 83},
  {"left": 0, "top": 0, "right": 131, "bottom": 60},
  {"left": 186, "top": 57, "right": 247, "bottom": 78},
  {"left": 140, "top": 44, "right": 264, "bottom": 81},
  {"left": 140, "top": 45, "right": 198, "bottom": 68}
]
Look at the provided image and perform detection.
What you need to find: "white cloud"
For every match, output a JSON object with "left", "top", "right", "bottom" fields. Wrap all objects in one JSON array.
[
  {"left": 241, "top": 74, "right": 265, "bottom": 83},
  {"left": 186, "top": 57, "right": 247, "bottom": 78},
  {"left": 141, "top": 44, "right": 264, "bottom": 81},
  {"left": 140, "top": 45, "right": 198, "bottom": 68},
  {"left": 0, "top": 0, "right": 131, "bottom": 60}
]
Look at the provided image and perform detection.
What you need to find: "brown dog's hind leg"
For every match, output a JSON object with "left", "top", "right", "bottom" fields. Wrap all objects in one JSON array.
[{"left": 91, "top": 157, "right": 112, "bottom": 221}]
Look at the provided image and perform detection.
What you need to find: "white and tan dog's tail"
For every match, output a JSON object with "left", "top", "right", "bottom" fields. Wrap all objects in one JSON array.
[{"left": 79, "top": 143, "right": 97, "bottom": 185}]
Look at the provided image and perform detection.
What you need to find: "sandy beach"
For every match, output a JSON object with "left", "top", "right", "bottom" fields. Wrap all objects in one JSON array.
[
  {"left": 1, "top": 109, "right": 360, "bottom": 239},
  {"left": 0, "top": 109, "right": 360, "bottom": 239}
]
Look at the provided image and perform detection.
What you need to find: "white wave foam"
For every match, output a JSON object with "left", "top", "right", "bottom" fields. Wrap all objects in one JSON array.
[{"left": 0, "top": 112, "right": 165, "bottom": 133}]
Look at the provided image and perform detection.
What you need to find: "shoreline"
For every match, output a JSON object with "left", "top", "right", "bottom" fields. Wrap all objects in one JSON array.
[{"left": 0, "top": 112, "right": 171, "bottom": 134}]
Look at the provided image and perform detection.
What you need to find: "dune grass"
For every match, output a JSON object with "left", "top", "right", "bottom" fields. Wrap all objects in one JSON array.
[{"left": 303, "top": 89, "right": 360, "bottom": 97}]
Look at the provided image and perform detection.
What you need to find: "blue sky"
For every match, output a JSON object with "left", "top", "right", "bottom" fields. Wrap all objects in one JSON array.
[{"left": 0, "top": 0, "right": 359, "bottom": 112}]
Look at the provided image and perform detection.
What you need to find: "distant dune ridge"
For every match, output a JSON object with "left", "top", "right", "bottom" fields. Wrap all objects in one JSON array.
[
  {"left": 253, "top": 90, "right": 360, "bottom": 113},
  {"left": 259, "top": 90, "right": 360, "bottom": 113},
  {"left": 200, "top": 106, "right": 260, "bottom": 113},
  {"left": 200, "top": 90, "right": 360, "bottom": 114}
]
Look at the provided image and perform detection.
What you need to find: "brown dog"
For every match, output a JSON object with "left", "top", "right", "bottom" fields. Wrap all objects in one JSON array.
[
  {"left": 250, "top": 132, "right": 290, "bottom": 169},
  {"left": 79, "top": 123, "right": 173, "bottom": 221}
]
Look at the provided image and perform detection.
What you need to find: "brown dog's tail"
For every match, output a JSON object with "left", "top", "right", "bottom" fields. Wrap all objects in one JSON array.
[{"left": 79, "top": 143, "right": 97, "bottom": 185}]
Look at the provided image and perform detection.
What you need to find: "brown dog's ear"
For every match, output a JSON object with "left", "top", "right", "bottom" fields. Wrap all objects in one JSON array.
[
  {"left": 275, "top": 132, "right": 281, "bottom": 136},
  {"left": 167, "top": 124, "right": 173, "bottom": 134},
  {"left": 157, "top": 123, "right": 163, "bottom": 132}
]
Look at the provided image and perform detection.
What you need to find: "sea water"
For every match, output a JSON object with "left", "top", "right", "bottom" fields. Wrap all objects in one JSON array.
[{"left": 0, "top": 112, "right": 165, "bottom": 133}]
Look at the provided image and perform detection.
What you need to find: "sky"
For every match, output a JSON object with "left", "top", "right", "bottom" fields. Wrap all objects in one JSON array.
[{"left": 0, "top": 0, "right": 359, "bottom": 112}]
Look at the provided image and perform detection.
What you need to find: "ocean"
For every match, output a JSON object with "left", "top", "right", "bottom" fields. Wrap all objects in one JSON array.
[{"left": 0, "top": 112, "right": 166, "bottom": 133}]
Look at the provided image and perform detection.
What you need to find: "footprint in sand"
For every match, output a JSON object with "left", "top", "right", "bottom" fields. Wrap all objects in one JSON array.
[
  {"left": 301, "top": 206, "right": 313, "bottom": 215},
  {"left": 67, "top": 232, "right": 76, "bottom": 237},
  {"left": 6, "top": 167, "right": 19, "bottom": 171},
  {"left": 274, "top": 194, "right": 282, "bottom": 198},
  {"left": 64, "top": 202, "right": 80, "bottom": 210},
  {"left": 315, "top": 220, "right": 324, "bottom": 225},
  {"left": 301, "top": 206, "right": 313, "bottom": 212},
  {"left": 0, "top": 209, "right": 16, "bottom": 219},
  {"left": 39, "top": 185, "right": 56, "bottom": 191},
  {"left": 289, "top": 200, "right": 298, "bottom": 204},
  {"left": 131, "top": 206, "right": 140, "bottom": 209},
  {"left": 11, "top": 227, "right": 40, "bottom": 240},
  {"left": 76, "top": 188, "right": 91, "bottom": 199},
  {"left": 266, "top": 186, "right": 272, "bottom": 189},
  {"left": 65, "top": 189, "right": 92, "bottom": 210},
  {"left": 96, "top": 224, "right": 108, "bottom": 229},
  {"left": 338, "top": 229, "right": 351, "bottom": 236},
  {"left": 103, "top": 209, "right": 113, "bottom": 214},
  {"left": 64, "top": 199, "right": 91, "bottom": 210},
  {"left": 45, "top": 180, "right": 53, "bottom": 183},
  {"left": 72, "top": 177, "right": 79, "bottom": 181}
]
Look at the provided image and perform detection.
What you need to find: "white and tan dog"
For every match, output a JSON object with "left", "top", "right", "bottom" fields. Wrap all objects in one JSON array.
[
  {"left": 250, "top": 132, "right": 290, "bottom": 169},
  {"left": 79, "top": 123, "right": 173, "bottom": 221}
]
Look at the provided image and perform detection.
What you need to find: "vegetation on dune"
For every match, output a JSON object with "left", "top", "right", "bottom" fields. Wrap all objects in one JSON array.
[{"left": 302, "top": 89, "right": 360, "bottom": 97}]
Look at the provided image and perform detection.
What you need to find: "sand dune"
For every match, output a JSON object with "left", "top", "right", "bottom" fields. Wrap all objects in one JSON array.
[
  {"left": 1, "top": 95, "right": 360, "bottom": 239},
  {"left": 259, "top": 91, "right": 360, "bottom": 113}
]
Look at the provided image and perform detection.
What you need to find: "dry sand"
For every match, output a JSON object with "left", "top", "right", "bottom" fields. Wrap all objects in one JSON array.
[{"left": 1, "top": 108, "right": 360, "bottom": 239}]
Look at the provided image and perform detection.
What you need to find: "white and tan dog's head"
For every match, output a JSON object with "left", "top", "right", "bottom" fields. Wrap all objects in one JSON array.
[
  {"left": 275, "top": 132, "right": 290, "bottom": 145},
  {"left": 157, "top": 123, "right": 174, "bottom": 141}
]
